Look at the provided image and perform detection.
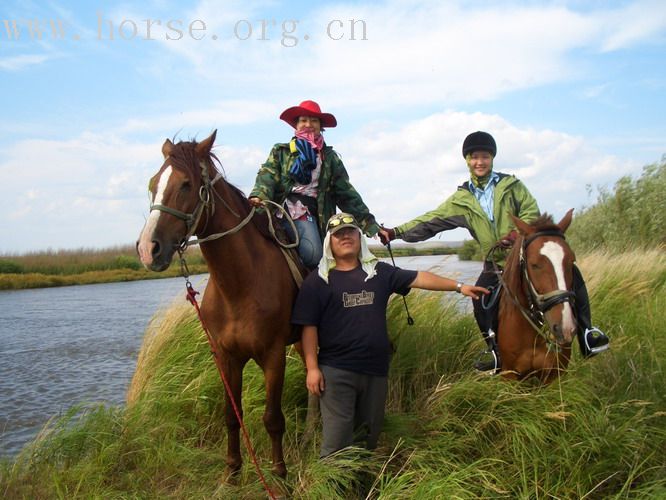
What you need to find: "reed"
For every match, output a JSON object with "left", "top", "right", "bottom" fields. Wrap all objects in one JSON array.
[
  {"left": 568, "top": 157, "right": 666, "bottom": 253},
  {"left": 0, "top": 246, "right": 207, "bottom": 290},
  {"left": 1, "top": 250, "right": 665, "bottom": 498}
]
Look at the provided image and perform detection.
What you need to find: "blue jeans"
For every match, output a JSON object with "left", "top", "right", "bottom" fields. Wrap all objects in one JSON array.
[{"left": 283, "top": 216, "right": 322, "bottom": 268}]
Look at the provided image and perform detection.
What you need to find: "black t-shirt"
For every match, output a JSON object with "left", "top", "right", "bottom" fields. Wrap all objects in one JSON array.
[{"left": 291, "top": 262, "right": 418, "bottom": 376}]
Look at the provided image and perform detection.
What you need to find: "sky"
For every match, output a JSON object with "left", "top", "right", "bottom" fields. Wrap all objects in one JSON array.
[{"left": 1, "top": 0, "right": 665, "bottom": 253}]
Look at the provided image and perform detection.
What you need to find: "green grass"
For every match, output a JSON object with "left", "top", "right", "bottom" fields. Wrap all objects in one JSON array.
[
  {"left": 0, "top": 246, "right": 208, "bottom": 290},
  {"left": 1, "top": 249, "right": 664, "bottom": 498},
  {"left": 568, "top": 156, "right": 666, "bottom": 253}
]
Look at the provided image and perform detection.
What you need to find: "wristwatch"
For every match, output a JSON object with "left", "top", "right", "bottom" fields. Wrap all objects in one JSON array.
[{"left": 456, "top": 282, "right": 464, "bottom": 293}]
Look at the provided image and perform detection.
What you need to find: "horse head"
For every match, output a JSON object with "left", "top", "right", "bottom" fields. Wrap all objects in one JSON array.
[
  {"left": 510, "top": 209, "right": 577, "bottom": 347},
  {"left": 137, "top": 130, "right": 218, "bottom": 271}
]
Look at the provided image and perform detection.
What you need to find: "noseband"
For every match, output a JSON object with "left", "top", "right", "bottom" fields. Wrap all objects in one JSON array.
[
  {"left": 148, "top": 154, "right": 298, "bottom": 250},
  {"left": 149, "top": 156, "right": 241, "bottom": 248}
]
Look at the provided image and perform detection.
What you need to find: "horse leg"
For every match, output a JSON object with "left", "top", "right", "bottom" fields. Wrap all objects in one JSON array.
[
  {"left": 292, "top": 342, "right": 320, "bottom": 446},
  {"left": 261, "top": 349, "right": 287, "bottom": 478},
  {"left": 219, "top": 353, "right": 245, "bottom": 483}
]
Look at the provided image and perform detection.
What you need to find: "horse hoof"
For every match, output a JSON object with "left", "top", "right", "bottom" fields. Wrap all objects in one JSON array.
[
  {"left": 223, "top": 465, "right": 241, "bottom": 485},
  {"left": 272, "top": 462, "right": 287, "bottom": 479}
]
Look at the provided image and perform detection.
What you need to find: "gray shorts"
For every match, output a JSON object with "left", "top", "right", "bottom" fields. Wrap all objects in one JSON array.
[{"left": 319, "top": 364, "right": 388, "bottom": 458}]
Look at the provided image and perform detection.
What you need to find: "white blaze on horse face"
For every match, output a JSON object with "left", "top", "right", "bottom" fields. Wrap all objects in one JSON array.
[
  {"left": 540, "top": 241, "right": 576, "bottom": 336},
  {"left": 138, "top": 166, "right": 173, "bottom": 266}
]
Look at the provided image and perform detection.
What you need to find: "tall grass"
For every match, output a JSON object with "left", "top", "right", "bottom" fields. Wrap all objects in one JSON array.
[
  {"left": 568, "top": 156, "right": 666, "bottom": 253},
  {"left": 0, "top": 245, "right": 208, "bottom": 289},
  {"left": 1, "top": 250, "right": 665, "bottom": 498}
]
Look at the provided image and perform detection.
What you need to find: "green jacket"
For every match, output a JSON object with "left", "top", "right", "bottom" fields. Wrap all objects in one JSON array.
[
  {"left": 250, "top": 142, "right": 380, "bottom": 239},
  {"left": 395, "top": 173, "right": 540, "bottom": 262}
]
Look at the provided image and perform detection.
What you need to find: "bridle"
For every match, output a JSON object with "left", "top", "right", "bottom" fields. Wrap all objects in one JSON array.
[
  {"left": 500, "top": 230, "right": 576, "bottom": 344},
  {"left": 150, "top": 159, "right": 241, "bottom": 250},
  {"left": 149, "top": 154, "right": 298, "bottom": 251},
  {"left": 521, "top": 230, "right": 576, "bottom": 314}
]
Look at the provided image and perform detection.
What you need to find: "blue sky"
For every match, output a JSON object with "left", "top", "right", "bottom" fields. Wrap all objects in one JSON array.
[{"left": 1, "top": 0, "right": 665, "bottom": 253}]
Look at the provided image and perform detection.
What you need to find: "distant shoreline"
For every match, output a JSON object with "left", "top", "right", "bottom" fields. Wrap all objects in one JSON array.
[{"left": 0, "top": 241, "right": 475, "bottom": 290}]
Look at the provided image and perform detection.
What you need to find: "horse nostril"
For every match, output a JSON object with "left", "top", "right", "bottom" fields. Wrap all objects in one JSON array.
[{"left": 152, "top": 240, "right": 161, "bottom": 258}]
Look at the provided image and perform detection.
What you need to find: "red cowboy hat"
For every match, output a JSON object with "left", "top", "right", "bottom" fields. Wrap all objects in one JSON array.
[{"left": 279, "top": 100, "right": 337, "bottom": 128}]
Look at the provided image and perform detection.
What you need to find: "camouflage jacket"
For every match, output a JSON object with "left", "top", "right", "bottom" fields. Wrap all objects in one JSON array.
[
  {"left": 250, "top": 142, "right": 380, "bottom": 240},
  {"left": 395, "top": 173, "right": 540, "bottom": 263}
]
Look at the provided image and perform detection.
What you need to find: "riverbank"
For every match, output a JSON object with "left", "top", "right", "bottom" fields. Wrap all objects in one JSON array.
[
  {"left": 0, "top": 245, "right": 208, "bottom": 290},
  {"left": 0, "top": 243, "right": 468, "bottom": 290},
  {"left": 2, "top": 249, "right": 664, "bottom": 498},
  {"left": 0, "top": 266, "right": 209, "bottom": 290}
]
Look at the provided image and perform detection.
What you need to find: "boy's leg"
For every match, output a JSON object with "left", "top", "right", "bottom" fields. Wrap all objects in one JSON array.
[
  {"left": 319, "top": 365, "right": 358, "bottom": 458},
  {"left": 354, "top": 374, "right": 388, "bottom": 450}
]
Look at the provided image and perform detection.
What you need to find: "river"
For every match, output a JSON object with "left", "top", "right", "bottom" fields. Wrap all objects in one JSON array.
[{"left": 0, "top": 255, "right": 481, "bottom": 458}]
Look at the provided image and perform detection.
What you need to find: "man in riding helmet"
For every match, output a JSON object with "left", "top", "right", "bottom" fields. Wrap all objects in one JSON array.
[{"left": 379, "top": 131, "right": 609, "bottom": 372}]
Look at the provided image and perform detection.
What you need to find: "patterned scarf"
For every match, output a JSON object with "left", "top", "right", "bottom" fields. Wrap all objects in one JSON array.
[
  {"left": 288, "top": 128, "right": 324, "bottom": 185},
  {"left": 466, "top": 153, "right": 495, "bottom": 188}
]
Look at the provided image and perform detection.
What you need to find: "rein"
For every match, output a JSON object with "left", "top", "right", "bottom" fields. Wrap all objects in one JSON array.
[
  {"left": 150, "top": 159, "right": 299, "bottom": 250},
  {"left": 179, "top": 262, "right": 277, "bottom": 500},
  {"left": 150, "top": 154, "right": 303, "bottom": 499}
]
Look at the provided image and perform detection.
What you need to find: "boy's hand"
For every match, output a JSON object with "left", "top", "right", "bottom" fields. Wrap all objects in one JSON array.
[{"left": 306, "top": 368, "right": 325, "bottom": 396}]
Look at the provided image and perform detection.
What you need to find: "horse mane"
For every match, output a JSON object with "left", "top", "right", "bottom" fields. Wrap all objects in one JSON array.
[
  {"left": 502, "top": 213, "right": 559, "bottom": 296},
  {"left": 169, "top": 139, "right": 276, "bottom": 242},
  {"left": 528, "top": 213, "right": 561, "bottom": 233}
]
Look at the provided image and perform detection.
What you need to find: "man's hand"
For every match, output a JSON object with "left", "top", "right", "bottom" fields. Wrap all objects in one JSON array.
[
  {"left": 306, "top": 368, "right": 325, "bottom": 396},
  {"left": 378, "top": 227, "right": 395, "bottom": 246},
  {"left": 461, "top": 284, "right": 490, "bottom": 300},
  {"left": 248, "top": 197, "right": 264, "bottom": 207},
  {"left": 498, "top": 229, "right": 518, "bottom": 249}
]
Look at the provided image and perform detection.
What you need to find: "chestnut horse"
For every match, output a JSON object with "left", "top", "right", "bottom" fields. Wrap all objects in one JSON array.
[
  {"left": 497, "top": 210, "right": 577, "bottom": 383},
  {"left": 137, "top": 131, "right": 299, "bottom": 479}
]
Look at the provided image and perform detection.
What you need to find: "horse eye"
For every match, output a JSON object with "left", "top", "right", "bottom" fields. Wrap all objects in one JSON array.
[{"left": 180, "top": 181, "right": 192, "bottom": 192}]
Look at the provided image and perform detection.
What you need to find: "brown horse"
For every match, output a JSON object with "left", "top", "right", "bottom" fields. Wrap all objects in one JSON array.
[
  {"left": 497, "top": 209, "right": 577, "bottom": 383},
  {"left": 136, "top": 130, "right": 299, "bottom": 480}
]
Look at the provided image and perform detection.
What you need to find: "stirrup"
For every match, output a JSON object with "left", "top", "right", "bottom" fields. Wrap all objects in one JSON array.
[
  {"left": 473, "top": 349, "right": 500, "bottom": 374},
  {"left": 584, "top": 327, "right": 610, "bottom": 355}
]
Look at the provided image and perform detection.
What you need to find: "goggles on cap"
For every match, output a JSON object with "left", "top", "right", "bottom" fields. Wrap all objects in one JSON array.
[{"left": 327, "top": 214, "right": 356, "bottom": 231}]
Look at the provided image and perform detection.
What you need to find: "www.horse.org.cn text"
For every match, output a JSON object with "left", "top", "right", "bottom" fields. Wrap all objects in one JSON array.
[{"left": 1, "top": 14, "right": 369, "bottom": 47}]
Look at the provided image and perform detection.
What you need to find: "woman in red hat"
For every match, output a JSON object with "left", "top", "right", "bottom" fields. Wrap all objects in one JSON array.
[{"left": 249, "top": 100, "right": 380, "bottom": 269}]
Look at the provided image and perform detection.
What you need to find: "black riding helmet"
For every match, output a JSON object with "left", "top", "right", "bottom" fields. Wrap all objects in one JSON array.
[{"left": 462, "top": 131, "right": 497, "bottom": 158}]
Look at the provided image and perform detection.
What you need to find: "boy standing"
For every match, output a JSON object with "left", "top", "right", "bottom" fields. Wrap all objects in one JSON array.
[{"left": 292, "top": 213, "right": 488, "bottom": 457}]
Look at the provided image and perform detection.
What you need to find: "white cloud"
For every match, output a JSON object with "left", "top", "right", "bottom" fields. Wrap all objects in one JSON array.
[
  {"left": 335, "top": 110, "right": 639, "bottom": 238},
  {"left": 0, "top": 110, "right": 644, "bottom": 252},
  {"left": 0, "top": 54, "right": 51, "bottom": 71},
  {"left": 145, "top": 0, "right": 665, "bottom": 113},
  {"left": 598, "top": 0, "right": 666, "bottom": 52}
]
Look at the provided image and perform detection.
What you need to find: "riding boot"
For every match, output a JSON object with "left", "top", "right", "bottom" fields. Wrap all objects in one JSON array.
[
  {"left": 473, "top": 329, "right": 501, "bottom": 373},
  {"left": 573, "top": 265, "right": 610, "bottom": 358}
]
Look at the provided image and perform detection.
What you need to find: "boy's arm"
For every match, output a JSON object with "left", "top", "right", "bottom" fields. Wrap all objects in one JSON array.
[
  {"left": 302, "top": 325, "right": 325, "bottom": 396},
  {"left": 409, "top": 271, "right": 489, "bottom": 299}
]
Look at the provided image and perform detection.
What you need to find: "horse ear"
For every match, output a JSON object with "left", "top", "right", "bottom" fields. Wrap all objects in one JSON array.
[
  {"left": 162, "top": 139, "right": 174, "bottom": 158},
  {"left": 557, "top": 208, "right": 574, "bottom": 233},
  {"left": 510, "top": 214, "right": 533, "bottom": 236},
  {"left": 196, "top": 130, "right": 217, "bottom": 157}
]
